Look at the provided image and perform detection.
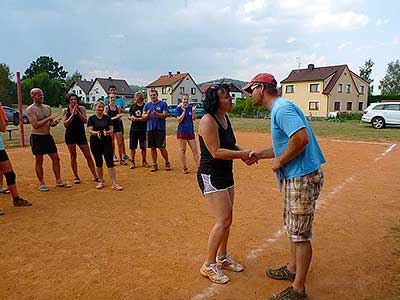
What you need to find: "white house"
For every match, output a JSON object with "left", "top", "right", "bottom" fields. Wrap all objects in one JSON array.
[
  {"left": 88, "top": 77, "right": 134, "bottom": 105},
  {"left": 200, "top": 82, "right": 243, "bottom": 103},
  {"left": 68, "top": 80, "right": 93, "bottom": 104},
  {"left": 146, "top": 72, "right": 202, "bottom": 105}
]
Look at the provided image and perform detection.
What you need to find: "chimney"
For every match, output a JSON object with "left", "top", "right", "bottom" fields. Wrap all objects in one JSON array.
[
  {"left": 177, "top": 71, "right": 181, "bottom": 74},
  {"left": 168, "top": 72, "right": 172, "bottom": 77},
  {"left": 108, "top": 76, "right": 112, "bottom": 80},
  {"left": 308, "top": 64, "right": 314, "bottom": 71}
]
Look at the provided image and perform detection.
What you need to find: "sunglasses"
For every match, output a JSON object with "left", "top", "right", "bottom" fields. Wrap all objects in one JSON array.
[{"left": 250, "top": 83, "right": 263, "bottom": 91}]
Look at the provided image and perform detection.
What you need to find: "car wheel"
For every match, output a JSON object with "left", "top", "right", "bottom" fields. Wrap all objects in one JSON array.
[
  {"left": 23, "top": 116, "right": 29, "bottom": 124},
  {"left": 371, "top": 116, "right": 385, "bottom": 129}
]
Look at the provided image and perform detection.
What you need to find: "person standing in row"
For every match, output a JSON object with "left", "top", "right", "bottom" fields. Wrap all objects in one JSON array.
[
  {"left": 143, "top": 89, "right": 171, "bottom": 172},
  {"left": 175, "top": 94, "right": 199, "bottom": 174},
  {"left": 26, "top": 88, "right": 71, "bottom": 191},
  {"left": 87, "top": 101, "right": 123, "bottom": 191},
  {"left": 128, "top": 92, "right": 148, "bottom": 169},
  {"left": 105, "top": 94, "right": 127, "bottom": 166},
  {"left": 62, "top": 93, "right": 98, "bottom": 184}
]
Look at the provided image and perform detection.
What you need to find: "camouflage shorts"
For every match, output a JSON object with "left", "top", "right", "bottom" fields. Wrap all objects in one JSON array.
[{"left": 284, "top": 168, "right": 324, "bottom": 242}]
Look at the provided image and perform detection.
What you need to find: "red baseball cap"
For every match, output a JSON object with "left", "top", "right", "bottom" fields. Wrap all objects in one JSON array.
[{"left": 243, "top": 73, "right": 277, "bottom": 93}]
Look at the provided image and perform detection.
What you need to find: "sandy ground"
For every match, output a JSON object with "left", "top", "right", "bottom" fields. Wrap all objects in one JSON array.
[{"left": 0, "top": 132, "right": 399, "bottom": 300}]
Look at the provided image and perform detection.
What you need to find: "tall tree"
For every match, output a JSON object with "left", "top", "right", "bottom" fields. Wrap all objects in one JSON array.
[
  {"left": 359, "top": 58, "right": 374, "bottom": 94},
  {"left": 380, "top": 60, "right": 400, "bottom": 95},
  {"left": 66, "top": 71, "right": 83, "bottom": 89},
  {"left": 21, "top": 72, "right": 64, "bottom": 106},
  {"left": 0, "top": 63, "right": 16, "bottom": 105},
  {"left": 23, "top": 56, "right": 68, "bottom": 81}
]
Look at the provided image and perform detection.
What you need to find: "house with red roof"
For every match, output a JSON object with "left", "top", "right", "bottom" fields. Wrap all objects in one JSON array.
[{"left": 281, "top": 64, "right": 369, "bottom": 117}]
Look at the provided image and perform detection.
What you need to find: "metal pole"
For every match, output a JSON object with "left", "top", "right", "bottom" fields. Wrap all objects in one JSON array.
[{"left": 16, "top": 72, "right": 25, "bottom": 147}]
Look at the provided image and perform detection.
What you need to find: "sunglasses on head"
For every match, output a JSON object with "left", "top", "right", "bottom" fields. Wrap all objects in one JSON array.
[{"left": 250, "top": 83, "right": 263, "bottom": 91}]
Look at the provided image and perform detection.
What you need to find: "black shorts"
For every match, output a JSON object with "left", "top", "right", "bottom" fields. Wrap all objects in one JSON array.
[
  {"left": 197, "top": 172, "right": 234, "bottom": 195},
  {"left": 90, "top": 136, "right": 114, "bottom": 168},
  {"left": 65, "top": 132, "right": 88, "bottom": 145},
  {"left": 113, "top": 120, "right": 123, "bottom": 133},
  {"left": 130, "top": 130, "right": 146, "bottom": 150},
  {"left": 30, "top": 134, "right": 57, "bottom": 156},
  {"left": 0, "top": 149, "right": 9, "bottom": 162},
  {"left": 147, "top": 130, "right": 166, "bottom": 148}
]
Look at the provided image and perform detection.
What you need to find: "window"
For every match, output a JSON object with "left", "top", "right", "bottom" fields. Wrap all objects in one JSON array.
[
  {"left": 359, "top": 85, "right": 365, "bottom": 95},
  {"left": 308, "top": 101, "right": 319, "bottom": 110},
  {"left": 338, "top": 84, "right": 343, "bottom": 93},
  {"left": 285, "top": 85, "right": 294, "bottom": 93},
  {"left": 309, "top": 84, "right": 320, "bottom": 93},
  {"left": 358, "top": 102, "right": 364, "bottom": 111},
  {"left": 162, "top": 87, "right": 167, "bottom": 94},
  {"left": 346, "top": 102, "right": 353, "bottom": 110},
  {"left": 231, "top": 93, "right": 235, "bottom": 98},
  {"left": 92, "top": 96, "right": 95, "bottom": 102},
  {"left": 372, "top": 105, "right": 384, "bottom": 110},
  {"left": 383, "top": 104, "right": 400, "bottom": 111},
  {"left": 334, "top": 102, "right": 341, "bottom": 111},
  {"left": 191, "top": 87, "right": 196, "bottom": 95},
  {"left": 346, "top": 84, "right": 351, "bottom": 93},
  {"left": 180, "top": 87, "right": 185, "bottom": 94},
  {"left": 79, "top": 90, "right": 82, "bottom": 95}
]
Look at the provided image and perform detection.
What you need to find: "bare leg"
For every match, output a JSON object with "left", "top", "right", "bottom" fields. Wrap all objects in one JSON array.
[
  {"left": 116, "top": 133, "right": 124, "bottom": 160},
  {"left": 178, "top": 139, "right": 187, "bottom": 169},
  {"left": 188, "top": 139, "right": 200, "bottom": 167},
  {"left": 48, "top": 152, "right": 62, "bottom": 184},
  {"left": 0, "top": 160, "right": 19, "bottom": 199},
  {"left": 292, "top": 241, "right": 312, "bottom": 293},
  {"left": 151, "top": 148, "right": 157, "bottom": 164},
  {"left": 34, "top": 155, "right": 45, "bottom": 185},
  {"left": 111, "top": 133, "right": 116, "bottom": 158},
  {"left": 217, "top": 187, "right": 234, "bottom": 258},
  {"left": 206, "top": 190, "right": 233, "bottom": 264},
  {"left": 288, "top": 242, "right": 297, "bottom": 273},
  {"left": 159, "top": 147, "right": 169, "bottom": 163},
  {"left": 97, "top": 167, "right": 104, "bottom": 182},
  {"left": 107, "top": 167, "right": 118, "bottom": 186},
  {"left": 141, "top": 148, "right": 147, "bottom": 163},
  {"left": 78, "top": 144, "right": 97, "bottom": 179},
  {"left": 67, "top": 144, "right": 78, "bottom": 178}
]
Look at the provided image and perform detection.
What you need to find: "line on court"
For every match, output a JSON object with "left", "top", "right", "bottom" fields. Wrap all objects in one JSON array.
[
  {"left": 329, "top": 139, "right": 392, "bottom": 146},
  {"left": 375, "top": 144, "right": 397, "bottom": 161}
]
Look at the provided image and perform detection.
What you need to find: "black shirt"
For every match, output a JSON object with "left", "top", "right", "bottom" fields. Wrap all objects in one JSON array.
[
  {"left": 65, "top": 106, "right": 85, "bottom": 137},
  {"left": 87, "top": 114, "right": 112, "bottom": 133},
  {"left": 129, "top": 103, "right": 147, "bottom": 131}
]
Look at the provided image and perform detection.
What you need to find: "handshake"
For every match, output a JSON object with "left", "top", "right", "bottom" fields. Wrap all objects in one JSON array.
[{"left": 241, "top": 150, "right": 258, "bottom": 166}]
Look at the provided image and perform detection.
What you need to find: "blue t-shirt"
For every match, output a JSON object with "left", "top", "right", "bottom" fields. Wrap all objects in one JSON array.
[
  {"left": 104, "top": 96, "right": 125, "bottom": 108},
  {"left": 144, "top": 100, "right": 169, "bottom": 131},
  {"left": 0, "top": 134, "right": 4, "bottom": 151},
  {"left": 271, "top": 98, "right": 326, "bottom": 179},
  {"left": 176, "top": 105, "right": 194, "bottom": 135}
]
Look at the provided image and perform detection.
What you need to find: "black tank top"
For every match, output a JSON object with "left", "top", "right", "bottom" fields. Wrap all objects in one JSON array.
[
  {"left": 198, "top": 114, "right": 236, "bottom": 176},
  {"left": 107, "top": 105, "right": 121, "bottom": 126},
  {"left": 66, "top": 106, "right": 85, "bottom": 136}
]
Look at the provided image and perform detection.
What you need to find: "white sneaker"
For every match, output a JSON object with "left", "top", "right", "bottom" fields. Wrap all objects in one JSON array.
[
  {"left": 200, "top": 262, "right": 230, "bottom": 284},
  {"left": 216, "top": 254, "right": 244, "bottom": 272}
]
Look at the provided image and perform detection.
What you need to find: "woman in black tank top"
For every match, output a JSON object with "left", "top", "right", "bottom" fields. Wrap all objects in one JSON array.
[
  {"left": 197, "top": 84, "right": 257, "bottom": 284},
  {"left": 62, "top": 93, "right": 98, "bottom": 184}
]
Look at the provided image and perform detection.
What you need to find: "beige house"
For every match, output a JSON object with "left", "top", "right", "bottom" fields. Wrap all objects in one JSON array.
[
  {"left": 146, "top": 72, "right": 202, "bottom": 105},
  {"left": 281, "top": 64, "right": 369, "bottom": 117}
]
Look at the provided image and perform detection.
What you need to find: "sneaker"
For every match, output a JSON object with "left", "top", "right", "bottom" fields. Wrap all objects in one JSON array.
[
  {"left": 267, "top": 286, "right": 307, "bottom": 300},
  {"left": 94, "top": 177, "right": 100, "bottom": 182},
  {"left": 120, "top": 159, "right": 128, "bottom": 166},
  {"left": 96, "top": 182, "right": 105, "bottom": 189},
  {"left": 73, "top": 177, "right": 81, "bottom": 184},
  {"left": 56, "top": 183, "right": 72, "bottom": 188},
  {"left": 150, "top": 163, "right": 158, "bottom": 172},
  {"left": 266, "top": 265, "right": 296, "bottom": 282},
  {"left": 123, "top": 154, "right": 131, "bottom": 161},
  {"left": 200, "top": 262, "right": 230, "bottom": 284},
  {"left": 130, "top": 162, "right": 136, "bottom": 169},
  {"left": 183, "top": 167, "right": 189, "bottom": 174},
  {"left": 217, "top": 254, "right": 244, "bottom": 272},
  {"left": 39, "top": 184, "right": 49, "bottom": 192},
  {"left": 165, "top": 161, "right": 171, "bottom": 171},
  {"left": 111, "top": 184, "right": 123, "bottom": 191},
  {"left": 142, "top": 161, "right": 149, "bottom": 168},
  {"left": 113, "top": 155, "right": 118, "bottom": 162},
  {"left": 0, "top": 209, "right": 4, "bottom": 216},
  {"left": 13, "top": 198, "right": 32, "bottom": 207}
]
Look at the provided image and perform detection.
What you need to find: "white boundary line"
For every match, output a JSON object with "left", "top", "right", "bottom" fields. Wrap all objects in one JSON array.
[
  {"left": 329, "top": 139, "right": 392, "bottom": 146},
  {"left": 191, "top": 143, "right": 396, "bottom": 300}
]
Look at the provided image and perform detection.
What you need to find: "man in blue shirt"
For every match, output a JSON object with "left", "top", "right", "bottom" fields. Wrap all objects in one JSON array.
[
  {"left": 243, "top": 73, "right": 325, "bottom": 300},
  {"left": 143, "top": 89, "right": 171, "bottom": 172}
]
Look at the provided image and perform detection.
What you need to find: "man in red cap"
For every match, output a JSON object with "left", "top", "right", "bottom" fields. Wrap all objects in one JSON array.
[{"left": 243, "top": 73, "right": 326, "bottom": 300}]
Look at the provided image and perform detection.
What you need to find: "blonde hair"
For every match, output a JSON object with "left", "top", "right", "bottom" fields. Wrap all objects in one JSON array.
[{"left": 94, "top": 100, "right": 105, "bottom": 109}]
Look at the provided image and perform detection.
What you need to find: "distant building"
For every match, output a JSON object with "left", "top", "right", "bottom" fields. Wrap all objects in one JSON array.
[
  {"left": 68, "top": 80, "right": 93, "bottom": 104},
  {"left": 146, "top": 72, "right": 202, "bottom": 105},
  {"left": 200, "top": 82, "right": 243, "bottom": 102},
  {"left": 88, "top": 77, "right": 134, "bottom": 105}
]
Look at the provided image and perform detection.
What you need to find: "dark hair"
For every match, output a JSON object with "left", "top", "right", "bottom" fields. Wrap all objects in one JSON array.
[
  {"left": 263, "top": 83, "right": 278, "bottom": 96},
  {"left": 204, "top": 84, "right": 230, "bottom": 114},
  {"left": 108, "top": 84, "right": 117, "bottom": 91},
  {"left": 65, "top": 93, "right": 78, "bottom": 104},
  {"left": 149, "top": 89, "right": 158, "bottom": 96}
]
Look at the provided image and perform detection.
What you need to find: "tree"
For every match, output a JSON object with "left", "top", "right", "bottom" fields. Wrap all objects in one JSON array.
[
  {"left": 380, "top": 60, "right": 400, "bottom": 95},
  {"left": 23, "top": 56, "right": 68, "bottom": 82},
  {"left": 359, "top": 58, "right": 374, "bottom": 94},
  {"left": 66, "top": 71, "right": 83, "bottom": 90},
  {"left": 21, "top": 72, "right": 64, "bottom": 106},
  {"left": 0, "top": 63, "right": 16, "bottom": 105}
]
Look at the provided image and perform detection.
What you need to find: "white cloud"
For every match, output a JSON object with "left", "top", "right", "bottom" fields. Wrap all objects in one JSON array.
[
  {"left": 286, "top": 37, "right": 296, "bottom": 44},
  {"left": 308, "top": 11, "right": 369, "bottom": 31},
  {"left": 109, "top": 34, "right": 125, "bottom": 39},
  {"left": 243, "top": 0, "right": 267, "bottom": 14},
  {"left": 376, "top": 18, "right": 389, "bottom": 27},
  {"left": 393, "top": 36, "right": 400, "bottom": 45},
  {"left": 337, "top": 41, "right": 353, "bottom": 50}
]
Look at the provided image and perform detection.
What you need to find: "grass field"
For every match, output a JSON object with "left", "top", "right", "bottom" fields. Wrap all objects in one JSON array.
[{"left": 3, "top": 110, "right": 400, "bottom": 148}]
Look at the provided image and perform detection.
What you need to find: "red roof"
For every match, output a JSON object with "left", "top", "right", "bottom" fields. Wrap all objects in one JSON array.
[{"left": 147, "top": 73, "right": 188, "bottom": 88}]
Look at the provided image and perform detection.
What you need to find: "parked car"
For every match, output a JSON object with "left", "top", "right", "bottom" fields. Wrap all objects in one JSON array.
[
  {"left": 362, "top": 102, "right": 400, "bottom": 129},
  {"left": 191, "top": 102, "right": 205, "bottom": 118},
  {"left": 2, "top": 106, "right": 29, "bottom": 124},
  {"left": 168, "top": 105, "right": 178, "bottom": 117}
]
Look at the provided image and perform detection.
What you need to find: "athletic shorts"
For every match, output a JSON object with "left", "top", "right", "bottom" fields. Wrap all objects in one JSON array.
[
  {"left": 65, "top": 132, "right": 88, "bottom": 145},
  {"left": 197, "top": 172, "right": 234, "bottom": 195},
  {"left": 113, "top": 121, "right": 123, "bottom": 133},
  {"left": 147, "top": 130, "right": 166, "bottom": 148},
  {"left": 0, "top": 149, "right": 9, "bottom": 162},
  {"left": 30, "top": 134, "right": 57, "bottom": 155},
  {"left": 284, "top": 168, "right": 324, "bottom": 242},
  {"left": 130, "top": 130, "right": 146, "bottom": 150},
  {"left": 177, "top": 133, "right": 195, "bottom": 140}
]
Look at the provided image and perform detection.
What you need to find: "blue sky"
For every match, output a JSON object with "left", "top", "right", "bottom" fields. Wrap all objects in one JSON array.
[{"left": 1, "top": 0, "right": 399, "bottom": 92}]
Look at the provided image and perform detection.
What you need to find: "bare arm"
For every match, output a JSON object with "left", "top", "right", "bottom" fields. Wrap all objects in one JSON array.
[
  {"left": 176, "top": 108, "right": 186, "bottom": 123},
  {"left": 199, "top": 115, "right": 250, "bottom": 160},
  {"left": 77, "top": 106, "right": 87, "bottom": 123},
  {"left": 63, "top": 108, "right": 73, "bottom": 128},
  {"left": 254, "top": 147, "right": 275, "bottom": 160},
  {"left": 0, "top": 116, "right": 6, "bottom": 132},
  {"left": 153, "top": 110, "right": 168, "bottom": 119},
  {"left": 27, "top": 108, "right": 52, "bottom": 129}
]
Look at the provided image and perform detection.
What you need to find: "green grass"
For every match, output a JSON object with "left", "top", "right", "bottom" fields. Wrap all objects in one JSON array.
[{"left": 3, "top": 114, "right": 400, "bottom": 148}]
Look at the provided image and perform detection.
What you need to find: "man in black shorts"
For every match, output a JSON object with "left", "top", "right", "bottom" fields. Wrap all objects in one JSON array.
[
  {"left": 128, "top": 92, "right": 148, "bottom": 169},
  {"left": 26, "top": 88, "right": 71, "bottom": 191}
]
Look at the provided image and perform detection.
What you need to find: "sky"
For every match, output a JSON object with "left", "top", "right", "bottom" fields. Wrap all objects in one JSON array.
[{"left": 1, "top": 0, "right": 399, "bottom": 93}]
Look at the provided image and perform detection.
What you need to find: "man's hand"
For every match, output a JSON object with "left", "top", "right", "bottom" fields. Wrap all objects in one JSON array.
[
  {"left": 271, "top": 157, "right": 282, "bottom": 171},
  {"left": 243, "top": 151, "right": 258, "bottom": 165}
]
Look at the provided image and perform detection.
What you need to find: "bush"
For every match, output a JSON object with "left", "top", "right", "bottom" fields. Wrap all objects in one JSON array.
[
  {"left": 337, "top": 112, "right": 363, "bottom": 120},
  {"left": 231, "top": 97, "right": 270, "bottom": 118},
  {"left": 368, "top": 94, "right": 400, "bottom": 105}
]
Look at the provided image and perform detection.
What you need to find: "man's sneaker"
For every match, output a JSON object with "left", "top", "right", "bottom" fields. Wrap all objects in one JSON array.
[
  {"left": 150, "top": 163, "right": 158, "bottom": 172},
  {"left": 183, "top": 167, "right": 189, "bottom": 174},
  {"left": 200, "top": 262, "right": 230, "bottom": 284},
  {"left": 216, "top": 254, "right": 244, "bottom": 272},
  {"left": 0, "top": 209, "right": 5, "bottom": 216},
  {"left": 142, "top": 161, "right": 149, "bottom": 168},
  {"left": 39, "top": 184, "right": 49, "bottom": 192},
  {"left": 130, "top": 162, "right": 136, "bottom": 169},
  {"left": 266, "top": 265, "right": 296, "bottom": 282},
  {"left": 13, "top": 198, "right": 32, "bottom": 207},
  {"left": 165, "top": 161, "right": 171, "bottom": 171},
  {"left": 73, "top": 177, "right": 81, "bottom": 184},
  {"left": 123, "top": 154, "right": 131, "bottom": 161},
  {"left": 267, "top": 286, "right": 307, "bottom": 300},
  {"left": 113, "top": 155, "right": 118, "bottom": 162}
]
